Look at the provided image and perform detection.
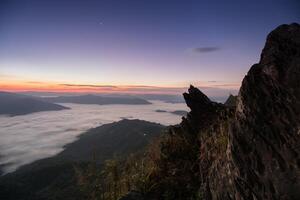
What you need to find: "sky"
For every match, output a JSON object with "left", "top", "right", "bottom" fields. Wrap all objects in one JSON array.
[{"left": 0, "top": 0, "right": 299, "bottom": 96}]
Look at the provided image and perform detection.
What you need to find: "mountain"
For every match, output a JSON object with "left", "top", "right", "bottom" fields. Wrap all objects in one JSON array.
[
  {"left": 42, "top": 94, "right": 151, "bottom": 105},
  {"left": 224, "top": 94, "right": 237, "bottom": 108},
  {"left": 58, "top": 119, "right": 164, "bottom": 162},
  {"left": 155, "top": 109, "right": 188, "bottom": 116},
  {"left": 0, "top": 119, "right": 165, "bottom": 200},
  {"left": 0, "top": 92, "right": 69, "bottom": 116},
  {"left": 119, "top": 23, "right": 300, "bottom": 199},
  {"left": 227, "top": 23, "right": 300, "bottom": 199}
]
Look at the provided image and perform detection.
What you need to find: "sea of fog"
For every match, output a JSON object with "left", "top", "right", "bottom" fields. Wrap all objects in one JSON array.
[{"left": 0, "top": 100, "right": 188, "bottom": 174}]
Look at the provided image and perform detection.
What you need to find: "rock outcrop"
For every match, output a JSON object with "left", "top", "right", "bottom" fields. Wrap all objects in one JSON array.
[
  {"left": 224, "top": 94, "right": 237, "bottom": 108},
  {"left": 199, "top": 23, "right": 300, "bottom": 199},
  {"left": 196, "top": 23, "right": 300, "bottom": 200},
  {"left": 121, "top": 23, "right": 300, "bottom": 200},
  {"left": 229, "top": 23, "right": 300, "bottom": 200}
]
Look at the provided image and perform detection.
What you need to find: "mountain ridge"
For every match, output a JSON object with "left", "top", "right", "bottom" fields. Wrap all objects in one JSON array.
[
  {"left": 0, "top": 91, "right": 69, "bottom": 116},
  {"left": 120, "top": 23, "right": 300, "bottom": 200},
  {"left": 42, "top": 95, "right": 151, "bottom": 105}
]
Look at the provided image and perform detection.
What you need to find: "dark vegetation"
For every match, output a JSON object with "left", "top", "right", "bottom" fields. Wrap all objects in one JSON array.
[
  {"left": 0, "top": 120, "right": 165, "bottom": 200},
  {"left": 0, "top": 92, "right": 68, "bottom": 116}
]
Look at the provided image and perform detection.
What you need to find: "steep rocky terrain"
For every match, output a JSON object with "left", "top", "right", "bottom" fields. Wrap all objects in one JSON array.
[
  {"left": 224, "top": 94, "right": 237, "bottom": 108},
  {"left": 121, "top": 23, "right": 300, "bottom": 200},
  {"left": 229, "top": 23, "right": 300, "bottom": 200}
]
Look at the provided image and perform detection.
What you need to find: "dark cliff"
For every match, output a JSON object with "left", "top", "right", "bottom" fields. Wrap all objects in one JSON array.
[
  {"left": 121, "top": 23, "right": 300, "bottom": 200},
  {"left": 229, "top": 23, "right": 300, "bottom": 199}
]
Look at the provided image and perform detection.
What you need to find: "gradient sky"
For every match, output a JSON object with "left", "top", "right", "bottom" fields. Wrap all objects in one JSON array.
[{"left": 0, "top": 0, "right": 299, "bottom": 95}]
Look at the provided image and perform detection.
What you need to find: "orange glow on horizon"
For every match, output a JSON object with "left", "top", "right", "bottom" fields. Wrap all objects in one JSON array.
[
  {"left": 0, "top": 79, "right": 240, "bottom": 95},
  {"left": 0, "top": 80, "right": 185, "bottom": 94}
]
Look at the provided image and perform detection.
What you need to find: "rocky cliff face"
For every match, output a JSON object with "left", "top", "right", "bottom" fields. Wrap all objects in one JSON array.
[
  {"left": 120, "top": 23, "right": 300, "bottom": 200},
  {"left": 229, "top": 23, "right": 300, "bottom": 200},
  {"left": 224, "top": 94, "right": 237, "bottom": 108},
  {"left": 121, "top": 23, "right": 300, "bottom": 200},
  {"left": 186, "top": 23, "right": 300, "bottom": 200},
  {"left": 195, "top": 23, "right": 300, "bottom": 200}
]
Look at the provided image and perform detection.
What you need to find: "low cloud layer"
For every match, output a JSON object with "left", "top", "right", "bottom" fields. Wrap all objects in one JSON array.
[{"left": 0, "top": 102, "right": 188, "bottom": 174}]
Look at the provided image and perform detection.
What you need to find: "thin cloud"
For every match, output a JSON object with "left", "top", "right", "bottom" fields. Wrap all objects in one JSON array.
[
  {"left": 0, "top": 74, "right": 18, "bottom": 78},
  {"left": 26, "top": 81, "right": 44, "bottom": 84},
  {"left": 191, "top": 47, "right": 220, "bottom": 53},
  {"left": 60, "top": 84, "right": 117, "bottom": 88}
]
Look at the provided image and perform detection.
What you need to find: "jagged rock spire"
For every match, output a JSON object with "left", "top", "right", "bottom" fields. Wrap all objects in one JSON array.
[{"left": 182, "top": 85, "right": 224, "bottom": 133}]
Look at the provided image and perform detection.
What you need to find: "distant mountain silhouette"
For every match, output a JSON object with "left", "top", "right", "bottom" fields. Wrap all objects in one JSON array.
[
  {"left": 170, "top": 110, "right": 188, "bottom": 116},
  {"left": 42, "top": 94, "right": 151, "bottom": 105},
  {"left": 155, "top": 109, "right": 188, "bottom": 116},
  {"left": 19, "top": 92, "right": 185, "bottom": 103},
  {"left": 0, "top": 92, "right": 69, "bottom": 116},
  {"left": 155, "top": 109, "right": 167, "bottom": 113}
]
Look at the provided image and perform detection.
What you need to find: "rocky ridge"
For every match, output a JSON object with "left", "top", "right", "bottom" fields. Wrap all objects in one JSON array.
[
  {"left": 229, "top": 23, "right": 300, "bottom": 200},
  {"left": 121, "top": 23, "right": 300, "bottom": 200},
  {"left": 185, "top": 23, "right": 300, "bottom": 200}
]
